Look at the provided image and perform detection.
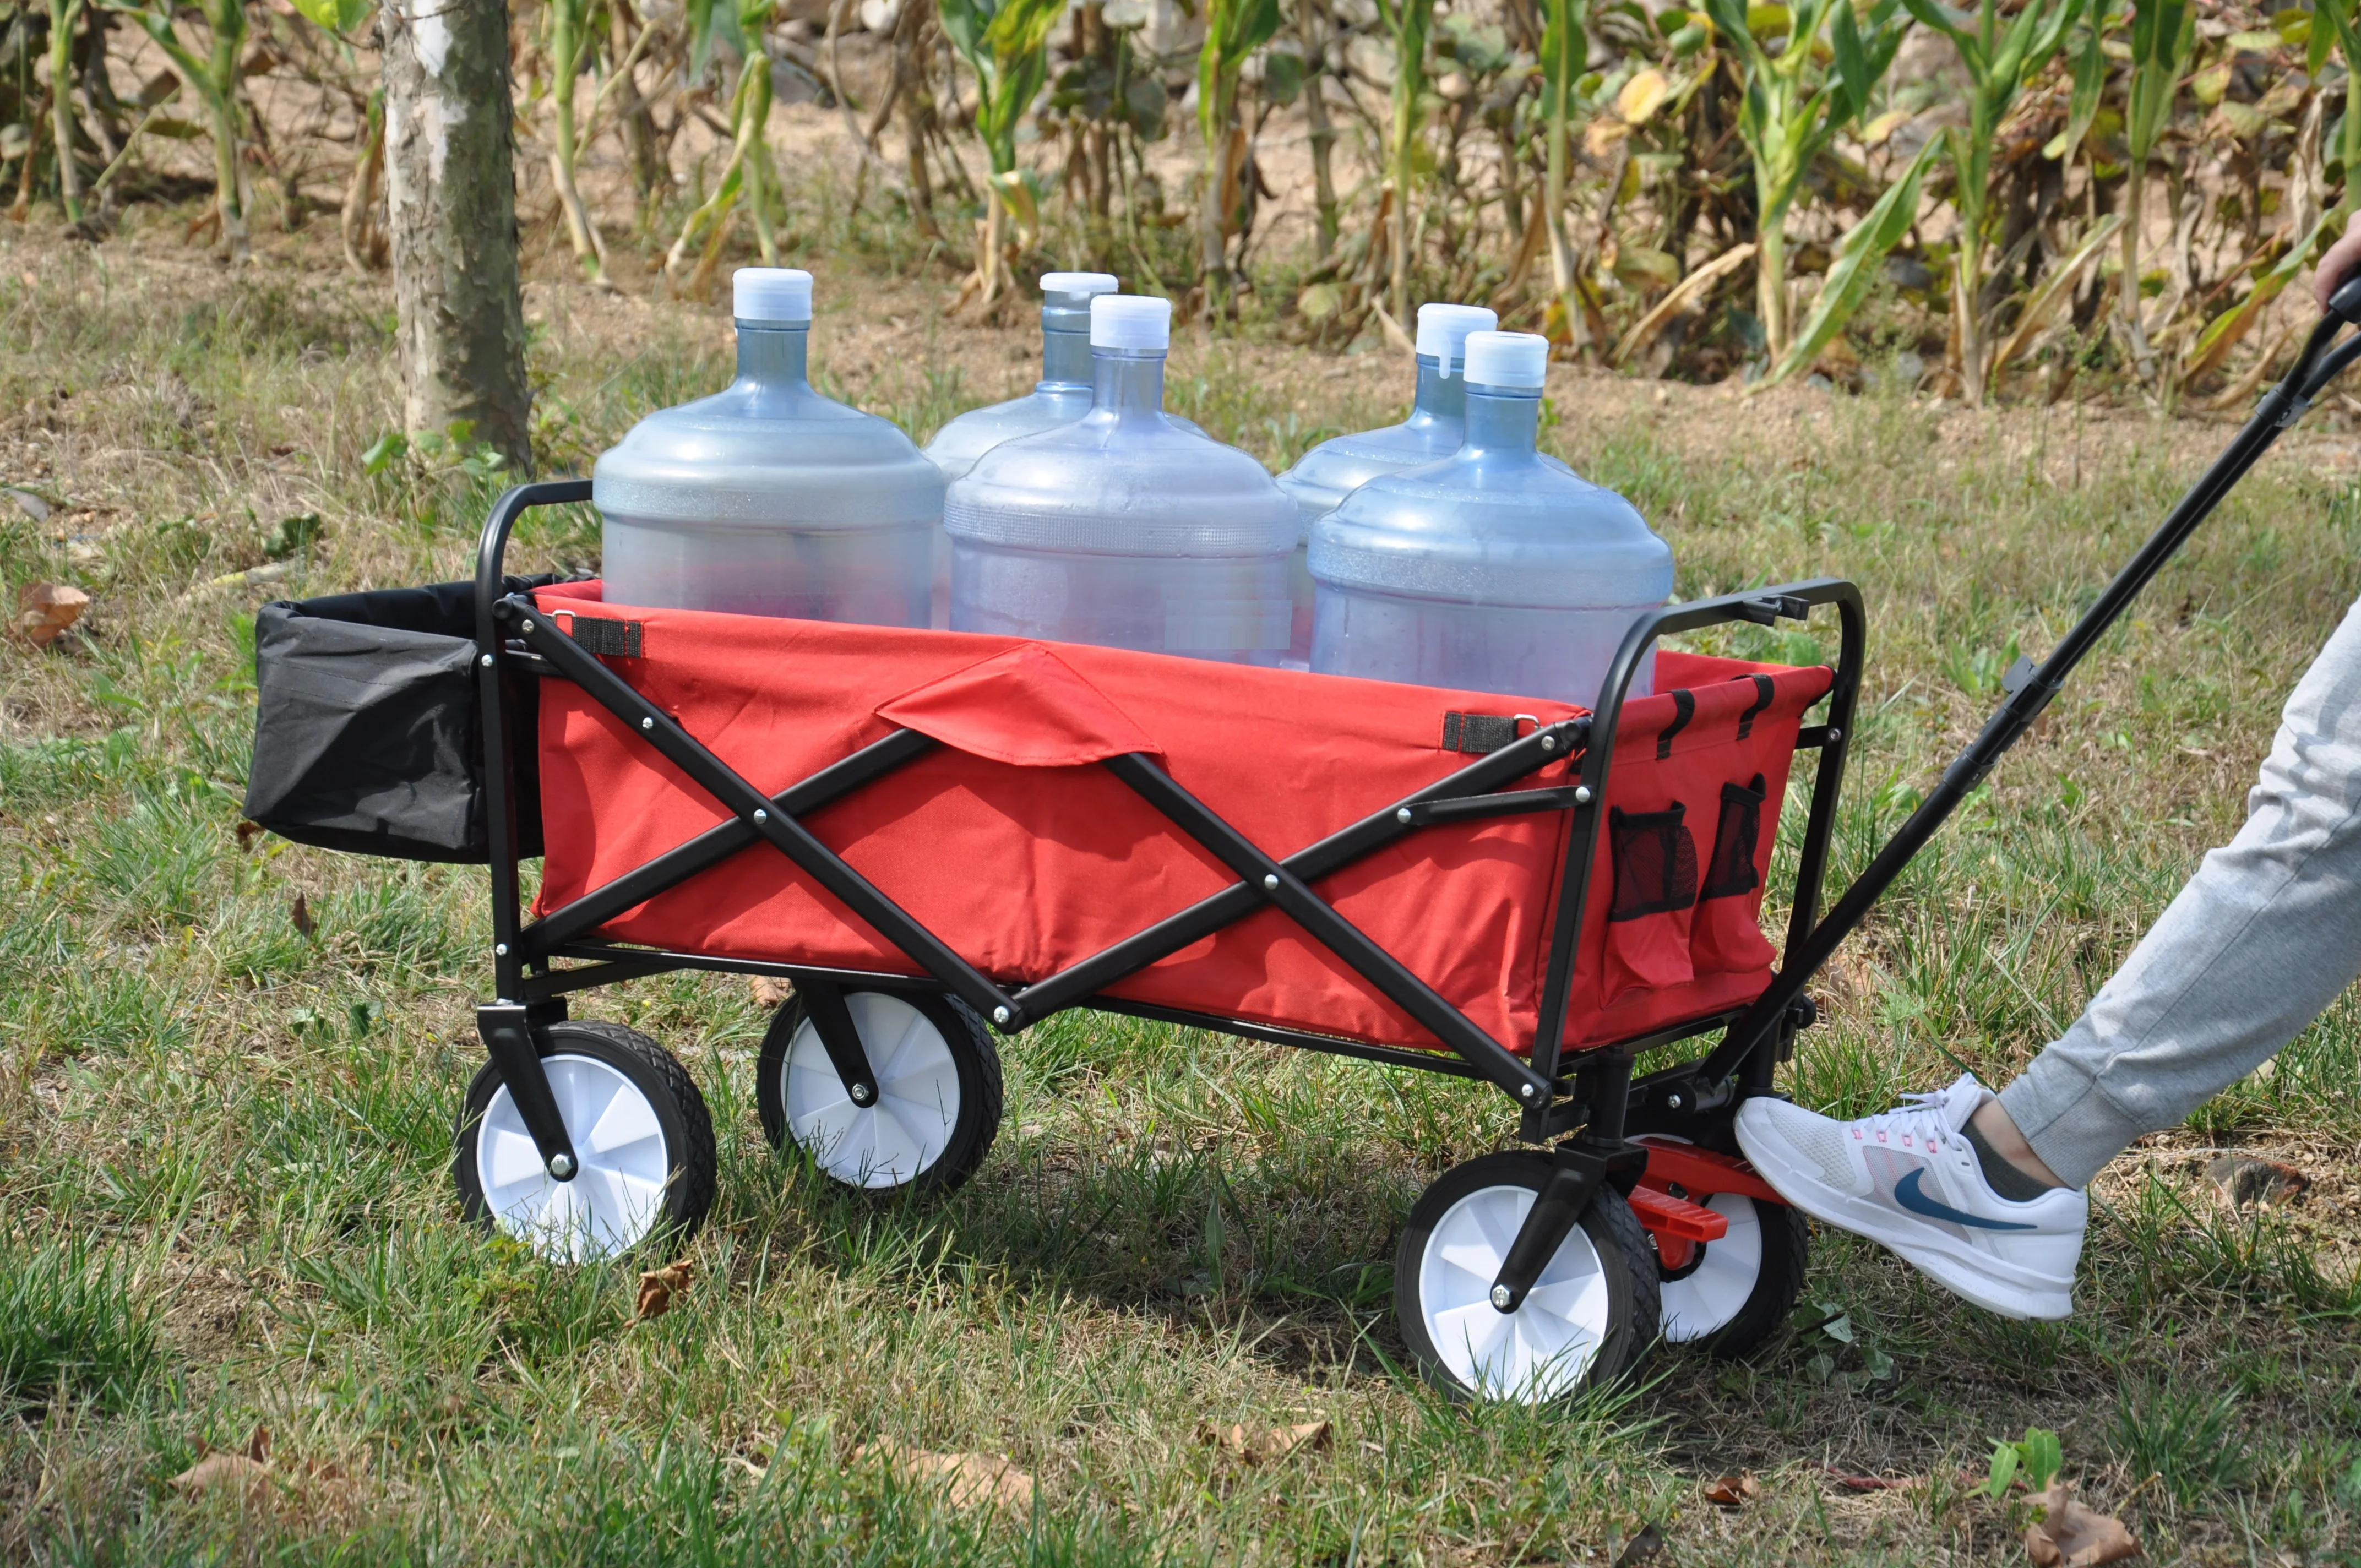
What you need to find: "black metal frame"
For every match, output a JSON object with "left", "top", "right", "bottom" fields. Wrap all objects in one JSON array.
[{"left": 465, "top": 478, "right": 1864, "bottom": 1211}]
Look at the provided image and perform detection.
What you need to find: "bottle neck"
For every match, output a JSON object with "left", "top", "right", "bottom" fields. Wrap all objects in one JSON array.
[
  {"left": 1041, "top": 324, "right": 1094, "bottom": 392},
  {"left": 735, "top": 322, "right": 810, "bottom": 386},
  {"left": 1461, "top": 385, "right": 1541, "bottom": 458},
  {"left": 1404, "top": 355, "right": 1468, "bottom": 432},
  {"left": 1092, "top": 347, "right": 1168, "bottom": 419}
]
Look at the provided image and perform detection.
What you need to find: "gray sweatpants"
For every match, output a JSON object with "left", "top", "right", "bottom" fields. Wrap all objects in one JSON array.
[{"left": 1998, "top": 590, "right": 2361, "bottom": 1188}]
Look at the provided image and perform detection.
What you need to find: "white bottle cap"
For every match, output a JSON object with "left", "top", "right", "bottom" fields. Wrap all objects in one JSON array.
[
  {"left": 733, "top": 267, "right": 813, "bottom": 323},
  {"left": 1091, "top": 294, "right": 1172, "bottom": 351},
  {"left": 1463, "top": 330, "right": 1550, "bottom": 389},
  {"left": 1041, "top": 271, "right": 1119, "bottom": 300},
  {"left": 1416, "top": 303, "right": 1498, "bottom": 375}
]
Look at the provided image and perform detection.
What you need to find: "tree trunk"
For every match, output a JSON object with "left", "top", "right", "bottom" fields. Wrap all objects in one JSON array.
[{"left": 383, "top": 0, "right": 532, "bottom": 470}]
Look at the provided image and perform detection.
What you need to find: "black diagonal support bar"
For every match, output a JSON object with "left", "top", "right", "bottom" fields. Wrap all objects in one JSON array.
[
  {"left": 503, "top": 595, "right": 1021, "bottom": 1026},
  {"left": 1101, "top": 751, "right": 1559, "bottom": 1106},
  {"left": 521, "top": 727, "right": 940, "bottom": 955}
]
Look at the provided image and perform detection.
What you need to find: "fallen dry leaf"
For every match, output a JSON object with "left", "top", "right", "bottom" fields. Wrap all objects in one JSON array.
[
  {"left": 2024, "top": 1480, "right": 2142, "bottom": 1567},
  {"left": 750, "top": 976, "right": 794, "bottom": 1008},
  {"left": 290, "top": 892, "right": 314, "bottom": 939},
  {"left": 2206, "top": 1155, "right": 2310, "bottom": 1209},
  {"left": 235, "top": 820, "right": 262, "bottom": 852},
  {"left": 635, "top": 1260, "right": 692, "bottom": 1321},
  {"left": 858, "top": 1437, "right": 1035, "bottom": 1512},
  {"left": 15, "top": 582, "right": 89, "bottom": 646},
  {"left": 170, "top": 1426, "right": 271, "bottom": 1498},
  {"left": 1702, "top": 1471, "right": 1759, "bottom": 1507},
  {"left": 1201, "top": 1419, "right": 1332, "bottom": 1464},
  {"left": 1821, "top": 1464, "right": 1913, "bottom": 1492}
]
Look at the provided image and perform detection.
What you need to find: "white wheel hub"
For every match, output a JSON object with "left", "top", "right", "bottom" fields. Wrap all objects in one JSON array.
[
  {"left": 1418, "top": 1184, "right": 1612, "bottom": 1402},
  {"left": 477, "top": 1053, "right": 671, "bottom": 1263},
  {"left": 782, "top": 993, "right": 959, "bottom": 1188},
  {"left": 1660, "top": 1193, "right": 1764, "bottom": 1342}
]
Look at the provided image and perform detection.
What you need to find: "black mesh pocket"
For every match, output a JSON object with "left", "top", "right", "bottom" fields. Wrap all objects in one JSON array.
[
  {"left": 1701, "top": 774, "right": 1768, "bottom": 901},
  {"left": 1608, "top": 804, "right": 1699, "bottom": 923}
]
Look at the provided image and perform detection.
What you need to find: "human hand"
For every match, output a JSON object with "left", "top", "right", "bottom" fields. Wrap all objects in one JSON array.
[{"left": 2315, "top": 209, "right": 2361, "bottom": 312}]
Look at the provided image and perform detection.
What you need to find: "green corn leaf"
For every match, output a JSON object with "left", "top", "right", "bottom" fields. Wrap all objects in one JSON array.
[
  {"left": 2183, "top": 210, "right": 2328, "bottom": 383},
  {"left": 287, "top": 0, "right": 371, "bottom": 37},
  {"left": 1831, "top": 0, "right": 1870, "bottom": 117},
  {"left": 1766, "top": 134, "right": 1937, "bottom": 385},
  {"left": 2044, "top": 10, "right": 2108, "bottom": 158}
]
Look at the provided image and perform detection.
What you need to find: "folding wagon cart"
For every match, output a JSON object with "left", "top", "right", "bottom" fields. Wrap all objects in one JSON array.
[{"left": 243, "top": 285, "right": 2361, "bottom": 1404}]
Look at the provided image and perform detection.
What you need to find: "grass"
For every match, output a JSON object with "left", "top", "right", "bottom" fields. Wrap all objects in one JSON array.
[{"left": 2, "top": 192, "right": 2360, "bottom": 1564}]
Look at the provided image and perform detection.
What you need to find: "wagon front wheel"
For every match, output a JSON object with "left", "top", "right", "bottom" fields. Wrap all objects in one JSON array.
[
  {"left": 1658, "top": 1192, "right": 1808, "bottom": 1357},
  {"left": 1395, "top": 1153, "right": 1658, "bottom": 1404},
  {"left": 757, "top": 988, "right": 1002, "bottom": 1193},
  {"left": 453, "top": 1020, "right": 716, "bottom": 1263}
]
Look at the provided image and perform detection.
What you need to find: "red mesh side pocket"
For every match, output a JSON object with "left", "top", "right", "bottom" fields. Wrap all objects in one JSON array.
[
  {"left": 1691, "top": 774, "right": 1777, "bottom": 976},
  {"left": 1604, "top": 803, "right": 1699, "bottom": 1005}
]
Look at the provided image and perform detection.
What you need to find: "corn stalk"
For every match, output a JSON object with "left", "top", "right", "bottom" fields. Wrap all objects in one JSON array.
[
  {"left": 665, "top": 0, "right": 787, "bottom": 284},
  {"left": 107, "top": 0, "right": 249, "bottom": 258},
  {"left": 1699, "top": 0, "right": 1908, "bottom": 364},
  {"left": 1537, "top": 0, "right": 1586, "bottom": 351},
  {"left": 2314, "top": 0, "right": 2361, "bottom": 215},
  {"left": 545, "top": 0, "right": 614, "bottom": 288},
  {"left": 1900, "top": 0, "right": 2081, "bottom": 405},
  {"left": 1764, "top": 134, "right": 1936, "bottom": 384},
  {"left": 1195, "top": 0, "right": 1282, "bottom": 317},
  {"left": 1373, "top": 0, "right": 1433, "bottom": 329},
  {"left": 2119, "top": 0, "right": 2192, "bottom": 383},
  {"left": 940, "top": 0, "right": 1063, "bottom": 317},
  {"left": 46, "top": 0, "right": 86, "bottom": 222}
]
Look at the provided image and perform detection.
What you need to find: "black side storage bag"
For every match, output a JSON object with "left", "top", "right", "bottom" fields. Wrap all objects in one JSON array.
[{"left": 242, "top": 578, "right": 551, "bottom": 863}]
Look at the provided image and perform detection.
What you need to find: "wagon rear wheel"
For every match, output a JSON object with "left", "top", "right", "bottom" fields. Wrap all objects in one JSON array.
[
  {"left": 453, "top": 1020, "right": 716, "bottom": 1263},
  {"left": 1395, "top": 1153, "right": 1658, "bottom": 1404},
  {"left": 757, "top": 988, "right": 1002, "bottom": 1193},
  {"left": 1658, "top": 1193, "right": 1808, "bottom": 1357}
]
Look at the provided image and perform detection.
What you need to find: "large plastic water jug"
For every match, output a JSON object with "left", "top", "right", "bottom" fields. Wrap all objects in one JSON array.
[
  {"left": 1275, "top": 302, "right": 1495, "bottom": 667},
  {"left": 945, "top": 295, "right": 1298, "bottom": 663},
  {"left": 594, "top": 268, "right": 942, "bottom": 624},
  {"left": 1309, "top": 330, "right": 1675, "bottom": 704},
  {"left": 920, "top": 272, "right": 1116, "bottom": 627}
]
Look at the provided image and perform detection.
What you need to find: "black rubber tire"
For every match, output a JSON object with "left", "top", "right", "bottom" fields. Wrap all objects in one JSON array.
[
  {"left": 755, "top": 989, "right": 1003, "bottom": 1194},
  {"left": 1667, "top": 1196, "right": 1809, "bottom": 1360},
  {"left": 451, "top": 1019, "right": 716, "bottom": 1257},
  {"left": 1394, "top": 1152, "right": 1661, "bottom": 1404}
]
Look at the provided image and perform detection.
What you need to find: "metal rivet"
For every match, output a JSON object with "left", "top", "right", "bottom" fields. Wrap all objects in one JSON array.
[
  {"left": 992, "top": 1005, "right": 1010, "bottom": 1025},
  {"left": 851, "top": 1085, "right": 872, "bottom": 1103},
  {"left": 548, "top": 1152, "right": 575, "bottom": 1180},
  {"left": 1574, "top": 786, "right": 1594, "bottom": 805},
  {"left": 752, "top": 808, "right": 768, "bottom": 824},
  {"left": 1396, "top": 807, "right": 1413, "bottom": 824},
  {"left": 641, "top": 716, "right": 654, "bottom": 731},
  {"left": 521, "top": 620, "right": 535, "bottom": 634},
  {"left": 1490, "top": 1284, "right": 1514, "bottom": 1310},
  {"left": 1520, "top": 1084, "right": 1536, "bottom": 1099},
  {"left": 1827, "top": 728, "right": 1844, "bottom": 744},
  {"left": 1262, "top": 873, "right": 1279, "bottom": 890},
  {"left": 1666, "top": 1092, "right": 1685, "bottom": 1112},
  {"left": 494, "top": 942, "right": 509, "bottom": 956},
  {"left": 1540, "top": 735, "right": 1555, "bottom": 752},
  {"left": 480, "top": 654, "right": 494, "bottom": 668}
]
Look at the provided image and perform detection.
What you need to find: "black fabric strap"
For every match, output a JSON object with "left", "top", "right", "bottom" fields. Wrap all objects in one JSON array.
[
  {"left": 1655, "top": 688, "right": 1696, "bottom": 760},
  {"left": 1442, "top": 712, "right": 1521, "bottom": 754},
  {"left": 566, "top": 614, "right": 643, "bottom": 658},
  {"left": 1734, "top": 673, "right": 1776, "bottom": 740}
]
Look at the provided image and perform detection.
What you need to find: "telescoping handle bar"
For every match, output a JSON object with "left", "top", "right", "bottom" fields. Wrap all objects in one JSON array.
[{"left": 1700, "top": 278, "right": 2361, "bottom": 1090}]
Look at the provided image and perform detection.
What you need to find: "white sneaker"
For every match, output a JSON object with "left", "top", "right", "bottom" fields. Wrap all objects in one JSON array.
[{"left": 1734, "top": 1072, "right": 2086, "bottom": 1321}]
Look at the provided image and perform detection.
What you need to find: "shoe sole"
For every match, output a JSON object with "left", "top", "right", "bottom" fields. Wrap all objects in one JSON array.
[{"left": 1735, "top": 1110, "right": 2075, "bottom": 1323}]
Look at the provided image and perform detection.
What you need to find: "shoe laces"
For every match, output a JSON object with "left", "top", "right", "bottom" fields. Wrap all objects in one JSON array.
[{"left": 1865, "top": 1072, "right": 1986, "bottom": 1152}]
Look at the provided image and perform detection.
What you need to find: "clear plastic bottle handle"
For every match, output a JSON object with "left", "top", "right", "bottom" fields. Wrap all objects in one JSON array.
[
  {"left": 1041, "top": 272, "right": 1120, "bottom": 298},
  {"left": 1091, "top": 295, "right": 1173, "bottom": 351},
  {"left": 1462, "top": 330, "right": 1550, "bottom": 389},
  {"left": 733, "top": 267, "right": 813, "bottom": 323},
  {"left": 1415, "top": 303, "right": 1499, "bottom": 378}
]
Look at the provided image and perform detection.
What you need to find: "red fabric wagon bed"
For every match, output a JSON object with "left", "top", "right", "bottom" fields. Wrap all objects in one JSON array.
[{"left": 530, "top": 584, "right": 1831, "bottom": 1058}]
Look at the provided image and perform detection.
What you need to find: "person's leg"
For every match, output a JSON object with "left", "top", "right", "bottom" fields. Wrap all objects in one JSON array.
[
  {"left": 1997, "top": 590, "right": 2361, "bottom": 1185},
  {"left": 1736, "top": 589, "right": 2361, "bottom": 1317}
]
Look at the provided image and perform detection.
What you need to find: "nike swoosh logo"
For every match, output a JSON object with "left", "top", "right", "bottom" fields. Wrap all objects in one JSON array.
[{"left": 1892, "top": 1169, "right": 2040, "bottom": 1231}]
